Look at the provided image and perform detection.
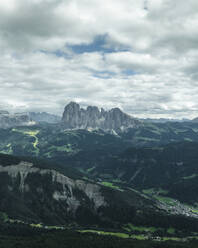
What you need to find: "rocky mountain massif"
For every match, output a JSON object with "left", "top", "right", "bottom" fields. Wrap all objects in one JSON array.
[
  {"left": 0, "top": 111, "right": 33, "bottom": 129},
  {"left": 0, "top": 102, "right": 141, "bottom": 131},
  {"left": 62, "top": 102, "right": 141, "bottom": 132},
  {"left": 1, "top": 101, "right": 198, "bottom": 131}
]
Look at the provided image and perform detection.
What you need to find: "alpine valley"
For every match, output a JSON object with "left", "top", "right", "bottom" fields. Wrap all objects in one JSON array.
[{"left": 0, "top": 102, "right": 198, "bottom": 248}]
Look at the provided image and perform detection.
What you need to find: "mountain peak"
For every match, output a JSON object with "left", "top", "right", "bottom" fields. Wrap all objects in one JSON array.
[
  {"left": 110, "top": 107, "right": 123, "bottom": 114},
  {"left": 62, "top": 102, "right": 141, "bottom": 131},
  {"left": 65, "top": 101, "right": 80, "bottom": 110}
]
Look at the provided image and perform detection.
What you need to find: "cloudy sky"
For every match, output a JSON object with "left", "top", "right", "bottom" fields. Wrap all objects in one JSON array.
[{"left": 0, "top": 0, "right": 198, "bottom": 118}]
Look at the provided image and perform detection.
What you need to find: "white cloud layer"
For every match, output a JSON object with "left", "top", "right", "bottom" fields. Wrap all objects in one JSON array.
[{"left": 0, "top": 0, "right": 198, "bottom": 118}]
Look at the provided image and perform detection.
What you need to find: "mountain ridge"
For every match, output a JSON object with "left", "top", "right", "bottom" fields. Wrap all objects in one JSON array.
[
  {"left": 28, "top": 112, "right": 61, "bottom": 124},
  {"left": 0, "top": 111, "right": 34, "bottom": 129},
  {"left": 1, "top": 152, "right": 198, "bottom": 235},
  {"left": 0, "top": 153, "right": 170, "bottom": 228},
  {"left": 62, "top": 102, "right": 141, "bottom": 132}
]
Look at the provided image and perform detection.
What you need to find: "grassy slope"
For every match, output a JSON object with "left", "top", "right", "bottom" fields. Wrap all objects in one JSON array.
[{"left": 0, "top": 221, "right": 198, "bottom": 248}]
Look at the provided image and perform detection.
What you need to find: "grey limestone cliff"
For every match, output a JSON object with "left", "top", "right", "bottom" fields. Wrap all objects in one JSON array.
[
  {"left": 0, "top": 160, "right": 106, "bottom": 221},
  {"left": 62, "top": 102, "right": 141, "bottom": 132}
]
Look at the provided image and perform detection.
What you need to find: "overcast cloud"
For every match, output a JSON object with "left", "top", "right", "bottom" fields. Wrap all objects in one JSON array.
[{"left": 0, "top": 0, "right": 198, "bottom": 118}]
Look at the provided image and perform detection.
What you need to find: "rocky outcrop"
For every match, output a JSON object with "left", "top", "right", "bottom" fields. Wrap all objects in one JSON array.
[
  {"left": 0, "top": 160, "right": 106, "bottom": 223},
  {"left": 0, "top": 111, "right": 34, "bottom": 129},
  {"left": 62, "top": 102, "right": 141, "bottom": 132}
]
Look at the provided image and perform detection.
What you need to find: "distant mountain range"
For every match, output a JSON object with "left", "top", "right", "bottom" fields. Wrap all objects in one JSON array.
[
  {"left": 28, "top": 112, "right": 61, "bottom": 124},
  {"left": 0, "top": 111, "right": 61, "bottom": 129},
  {"left": 0, "top": 111, "right": 33, "bottom": 129},
  {"left": 141, "top": 118, "right": 191, "bottom": 123},
  {"left": 0, "top": 102, "right": 198, "bottom": 131}
]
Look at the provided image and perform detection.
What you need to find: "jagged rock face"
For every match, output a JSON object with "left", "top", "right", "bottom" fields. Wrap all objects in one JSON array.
[
  {"left": 0, "top": 156, "right": 161, "bottom": 227},
  {"left": 0, "top": 112, "right": 33, "bottom": 129},
  {"left": 2, "top": 154, "right": 194, "bottom": 229},
  {"left": 28, "top": 112, "right": 61, "bottom": 123},
  {"left": 0, "top": 160, "right": 106, "bottom": 224},
  {"left": 62, "top": 102, "right": 141, "bottom": 132}
]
